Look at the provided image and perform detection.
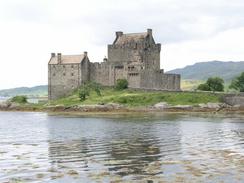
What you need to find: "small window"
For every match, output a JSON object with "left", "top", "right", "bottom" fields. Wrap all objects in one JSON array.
[
  {"left": 71, "top": 65, "right": 74, "bottom": 68},
  {"left": 71, "top": 73, "right": 74, "bottom": 76},
  {"left": 52, "top": 73, "right": 56, "bottom": 76},
  {"left": 63, "top": 65, "right": 65, "bottom": 68},
  {"left": 63, "top": 73, "right": 66, "bottom": 76}
]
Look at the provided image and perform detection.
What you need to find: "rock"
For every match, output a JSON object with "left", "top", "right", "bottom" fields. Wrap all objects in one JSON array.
[
  {"left": 172, "top": 105, "right": 193, "bottom": 110},
  {"left": 198, "top": 103, "right": 223, "bottom": 109},
  {"left": 154, "top": 102, "right": 169, "bottom": 109},
  {"left": 8, "top": 102, "right": 20, "bottom": 109},
  {"left": 0, "top": 101, "right": 11, "bottom": 109}
]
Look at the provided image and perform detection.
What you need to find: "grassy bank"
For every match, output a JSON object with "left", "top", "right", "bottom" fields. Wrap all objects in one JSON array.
[{"left": 49, "top": 87, "right": 222, "bottom": 107}]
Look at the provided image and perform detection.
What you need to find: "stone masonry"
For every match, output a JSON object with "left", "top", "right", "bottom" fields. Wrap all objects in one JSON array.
[{"left": 48, "top": 29, "right": 181, "bottom": 100}]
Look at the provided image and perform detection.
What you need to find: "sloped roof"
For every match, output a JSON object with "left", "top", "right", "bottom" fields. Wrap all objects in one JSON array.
[
  {"left": 114, "top": 32, "right": 148, "bottom": 45},
  {"left": 49, "top": 54, "right": 85, "bottom": 64}
]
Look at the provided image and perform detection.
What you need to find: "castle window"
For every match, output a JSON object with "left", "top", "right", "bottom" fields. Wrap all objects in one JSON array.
[
  {"left": 63, "top": 65, "right": 65, "bottom": 68},
  {"left": 129, "top": 73, "right": 139, "bottom": 76},
  {"left": 52, "top": 65, "right": 55, "bottom": 69},
  {"left": 53, "top": 73, "right": 56, "bottom": 76},
  {"left": 63, "top": 73, "right": 66, "bottom": 76},
  {"left": 71, "top": 65, "right": 74, "bottom": 68},
  {"left": 115, "top": 65, "right": 124, "bottom": 69},
  {"left": 71, "top": 73, "right": 74, "bottom": 76}
]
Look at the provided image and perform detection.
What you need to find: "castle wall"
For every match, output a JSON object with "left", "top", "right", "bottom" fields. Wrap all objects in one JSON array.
[
  {"left": 139, "top": 70, "right": 180, "bottom": 91},
  {"left": 108, "top": 45, "right": 143, "bottom": 64},
  {"left": 89, "top": 62, "right": 110, "bottom": 86},
  {"left": 142, "top": 44, "right": 161, "bottom": 70},
  {"left": 48, "top": 63, "right": 81, "bottom": 100}
]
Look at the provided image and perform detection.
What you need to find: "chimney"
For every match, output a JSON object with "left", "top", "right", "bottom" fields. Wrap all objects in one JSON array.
[
  {"left": 57, "top": 53, "right": 61, "bottom": 64},
  {"left": 51, "top": 53, "right": 55, "bottom": 57},
  {"left": 116, "top": 31, "right": 123, "bottom": 38},
  {"left": 84, "top": 51, "right": 87, "bottom": 57},
  {"left": 147, "top": 29, "right": 152, "bottom": 36}
]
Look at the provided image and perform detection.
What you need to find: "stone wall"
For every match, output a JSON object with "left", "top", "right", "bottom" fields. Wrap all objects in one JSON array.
[
  {"left": 140, "top": 70, "right": 181, "bottom": 91},
  {"left": 222, "top": 93, "right": 244, "bottom": 106},
  {"left": 48, "top": 63, "right": 81, "bottom": 100},
  {"left": 89, "top": 62, "right": 110, "bottom": 86}
]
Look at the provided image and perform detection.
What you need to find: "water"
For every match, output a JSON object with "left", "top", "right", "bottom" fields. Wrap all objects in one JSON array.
[{"left": 0, "top": 112, "right": 244, "bottom": 182}]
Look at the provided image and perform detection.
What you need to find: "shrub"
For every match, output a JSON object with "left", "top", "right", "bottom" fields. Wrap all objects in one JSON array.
[
  {"left": 229, "top": 72, "right": 244, "bottom": 92},
  {"left": 115, "top": 79, "right": 128, "bottom": 90},
  {"left": 197, "top": 83, "right": 210, "bottom": 91},
  {"left": 78, "top": 89, "right": 89, "bottom": 101},
  {"left": 10, "top": 95, "right": 27, "bottom": 103},
  {"left": 78, "top": 81, "right": 102, "bottom": 101},
  {"left": 197, "top": 77, "right": 224, "bottom": 92}
]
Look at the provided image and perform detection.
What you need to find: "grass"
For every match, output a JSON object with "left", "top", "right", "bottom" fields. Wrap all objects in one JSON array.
[{"left": 48, "top": 87, "right": 223, "bottom": 107}]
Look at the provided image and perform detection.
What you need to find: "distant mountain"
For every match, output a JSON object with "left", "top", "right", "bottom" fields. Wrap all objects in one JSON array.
[
  {"left": 167, "top": 61, "right": 244, "bottom": 81},
  {"left": 0, "top": 85, "right": 47, "bottom": 97}
]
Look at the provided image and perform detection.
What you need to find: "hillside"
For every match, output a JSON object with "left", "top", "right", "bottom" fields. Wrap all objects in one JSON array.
[
  {"left": 0, "top": 85, "right": 47, "bottom": 97},
  {"left": 167, "top": 61, "right": 244, "bottom": 81}
]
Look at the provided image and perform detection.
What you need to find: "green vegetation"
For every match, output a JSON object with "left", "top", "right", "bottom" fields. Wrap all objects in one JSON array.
[
  {"left": 10, "top": 95, "right": 27, "bottom": 104},
  {"left": 115, "top": 79, "right": 128, "bottom": 90},
  {"left": 229, "top": 72, "right": 244, "bottom": 92},
  {"left": 49, "top": 87, "right": 222, "bottom": 107},
  {"left": 197, "top": 77, "right": 224, "bottom": 92},
  {"left": 78, "top": 82, "right": 102, "bottom": 101}
]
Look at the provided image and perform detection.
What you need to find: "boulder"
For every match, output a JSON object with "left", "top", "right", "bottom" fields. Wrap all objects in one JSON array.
[
  {"left": 154, "top": 102, "right": 169, "bottom": 109},
  {"left": 198, "top": 103, "right": 223, "bottom": 109},
  {"left": 0, "top": 101, "right": 11, "bottom": 109},
  {"left": 172, "top": 105, "right": 193, "bottom": 110}
]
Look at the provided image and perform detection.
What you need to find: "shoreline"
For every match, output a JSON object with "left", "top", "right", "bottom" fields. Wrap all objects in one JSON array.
[{"left": 1, "top": 102, "right": 244, "bottom": 115}]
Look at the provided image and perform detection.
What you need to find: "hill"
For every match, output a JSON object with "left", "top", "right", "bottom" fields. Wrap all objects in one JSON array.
[
  {"left": 167, "top": 61, "right": 244, "bottom": 82},
  {"left": 0, "top": 85, "right": 47, "bottom": 97}
]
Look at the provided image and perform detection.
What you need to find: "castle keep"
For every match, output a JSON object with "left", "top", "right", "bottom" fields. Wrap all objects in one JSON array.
[{"left": 48, "top": 29, "right": 181, "bottom": 100}]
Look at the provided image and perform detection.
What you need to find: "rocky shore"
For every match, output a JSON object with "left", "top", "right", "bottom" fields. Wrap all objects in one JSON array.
[{"left": 1, "top": 101, "right": 244, "bottom": 114}]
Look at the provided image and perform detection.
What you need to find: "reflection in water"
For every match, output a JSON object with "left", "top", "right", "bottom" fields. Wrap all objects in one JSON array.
[{"left": 0, "top": 112, "right": 244, "bottom": 182}]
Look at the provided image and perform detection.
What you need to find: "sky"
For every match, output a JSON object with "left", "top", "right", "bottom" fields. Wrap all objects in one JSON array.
[{"left": 0, "top": 0, "right": 244, "bottom": 89}]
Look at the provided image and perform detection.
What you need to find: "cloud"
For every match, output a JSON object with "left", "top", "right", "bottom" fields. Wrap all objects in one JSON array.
[{"left": 0, "top": 0, "right": 244, "bottom": 89}]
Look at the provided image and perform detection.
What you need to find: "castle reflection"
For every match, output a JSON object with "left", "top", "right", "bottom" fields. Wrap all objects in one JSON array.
[{"left": 47, "top": 115, "right": 182, "bottom": 178}]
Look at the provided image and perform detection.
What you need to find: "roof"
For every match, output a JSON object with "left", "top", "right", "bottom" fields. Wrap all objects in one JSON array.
[
  {"left": 49, "top": 54, "right": 85, "bottom": 65},
  {"left": 114, "top": 32, "right": 148, "bottom": 45}
]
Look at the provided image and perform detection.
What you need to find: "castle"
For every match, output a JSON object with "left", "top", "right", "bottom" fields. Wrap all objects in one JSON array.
[{"left": 48, "top": 29, "right": 181, "bottom": 100}]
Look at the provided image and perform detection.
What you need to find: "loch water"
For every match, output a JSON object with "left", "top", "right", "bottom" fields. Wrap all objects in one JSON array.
[{"left": 0, "top": 112, "right": 244, "bottom": 182}]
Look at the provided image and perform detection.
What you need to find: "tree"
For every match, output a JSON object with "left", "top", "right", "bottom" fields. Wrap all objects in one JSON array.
[
  {"left": 206, "top": 77, "right": 224, "bottom": 92},
  {"left": 115, "top": 79, "right": 128, "bottom": 90},
  {"left": 229, "top": 72, "right": 244, "bottom": 92},
  {"left": 197, "top": 83, "right": 210, "bottom": 91},
  {"left": 197, "top": 77, "right": 224, "bottom": 92},
  {"left": 10, "top": 95, "right": 27, "bottom": 103}
]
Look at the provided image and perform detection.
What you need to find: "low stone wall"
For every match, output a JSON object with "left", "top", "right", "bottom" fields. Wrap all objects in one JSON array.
[{"left": 222, "top": 93, "right": 244, "bottom": 106}]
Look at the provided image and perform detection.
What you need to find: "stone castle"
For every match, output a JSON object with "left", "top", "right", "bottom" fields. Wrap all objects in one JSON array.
[{"left": 48, "top": 29, "right": 180, "bottom": 100}]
